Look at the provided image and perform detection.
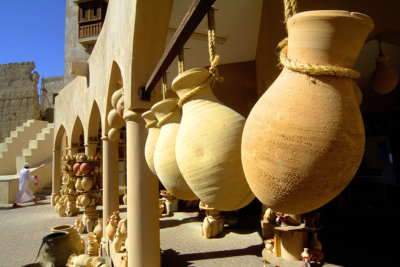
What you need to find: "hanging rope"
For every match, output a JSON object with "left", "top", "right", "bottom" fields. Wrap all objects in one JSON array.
[
  {"left": 156, "top": 105, "right": 181, "bottom": 127},
  {"left": 178, "top": 48, "right": 185, "bottom": 74},
  {"left": 177, "top": 6, "right": 224, "bottom": 107},
  {"left": 162, "top": 73, "right": 168, "bottom": 99},
  {"left": 278, "top": 0, "right": 360, "bottom": 79}
]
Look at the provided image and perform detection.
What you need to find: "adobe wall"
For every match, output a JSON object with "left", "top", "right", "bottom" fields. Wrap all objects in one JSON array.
[{"left": 0, "top": 62, "right": 40, "bottom": 142}]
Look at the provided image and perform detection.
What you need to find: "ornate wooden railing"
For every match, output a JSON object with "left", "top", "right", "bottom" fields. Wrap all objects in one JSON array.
[{"left": 79, "top": 22, "right": 103, "bottom": 39}]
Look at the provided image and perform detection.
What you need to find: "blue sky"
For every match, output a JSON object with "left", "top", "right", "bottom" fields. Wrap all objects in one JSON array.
[{"left": 0, "top": 1, "right": 65, "bottom": 88}]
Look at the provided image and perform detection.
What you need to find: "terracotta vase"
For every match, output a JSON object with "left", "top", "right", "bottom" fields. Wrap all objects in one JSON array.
[
  {"left": 80, "top": 163, "right": 92, "bottom": 175},
  {"left": 93, "top": 218, "right": 103, "bottom": 242},
  {"left": 75, "top": 178, "right": 83, "bottom": 191},
  {"left": 108, "top": 108, "right": 125, "bottom": 129},
  {"left": 172, "top": 68, "right": 254, "bottom": 211},
  {"left": 36, "top": 232, "right": 78, "bottom": 267},
  {"left": 152, "top": 99, "right": 197, "bottom": 200},
  {"left": 142, "top": 110, "right": 160, "bottom": 175},
  {"left": 51, "top": 224, "right": 85, "bottom": 255},
  {"left": 81, "top": 177, "right": 93, "bottom": 192},
  {"left": 73, "top": 163, "right": 80, "bottom": 174},
  {"left": 371, "top": 55, "right": 399, "bottom": 94},
  {"left": 241, "top": 10, "right": 374, "bottom": 214},
  {"left": 111, "top": 88, "right": 123, "bottom": 108},
  {"left": 81, "top": 194, "right": 90, "bottom": 207}
]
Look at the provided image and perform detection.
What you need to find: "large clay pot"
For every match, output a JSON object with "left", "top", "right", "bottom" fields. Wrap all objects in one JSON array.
[
  {"left": 35, "top": 232, "right": 77, "bottom": 267},
  {"left": 107, "top": 109, "right": 125, "bottom": 129},
  {"left": 172, "top": 68, "right": 254, "bottom": 211},
  {"left": 152, "top": 99, "right": 197, "bottom": 200},
  {"left": 111, "top": 88, "right": 123, "bottom": 108},
  {"left": 371, "top": 55, "right": 399, "bottom": 94},
  {"left": 142, "top": 110, "right": 160, "bottom": 175},
  {"left": 241, "top": 10, "right": 374, "bottom": 214},
  {"left": 51, "top": 225, "right": 85, "bottom": 255}
]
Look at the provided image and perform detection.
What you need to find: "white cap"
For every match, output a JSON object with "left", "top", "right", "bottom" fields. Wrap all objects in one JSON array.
[{"left": 24, "top": 163, "right": 30, "bottom": 168}]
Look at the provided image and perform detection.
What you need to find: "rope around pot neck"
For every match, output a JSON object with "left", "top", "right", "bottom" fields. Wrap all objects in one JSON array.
[
  {"left": 156, "top": 106, "right": 180, "bottom": 127},
  {"left": 177, "top": 7, "right": 224, "bottom": 108},
  {"left": 145, "top": 120, "right": 158, "bottom": 129},
  {"left": 279, "top": 0, "right": 360, "bottom": 79}
]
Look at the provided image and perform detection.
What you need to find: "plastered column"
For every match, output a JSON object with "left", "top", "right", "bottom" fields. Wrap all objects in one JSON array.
[
  {"left": 101, "top": 136, "right": 119, "bottom": 237},
  {"left": 51, "top": 146, "right": 61, "bottom": 206},
  {"left": 85, "top": 142, "right": 98, "bottom": 157},
  {"left": 124, "top": 110, "right": 159, "bottom": 267},
  {"left": 68, "top": 145, "right": 79, "bottom": 156}
]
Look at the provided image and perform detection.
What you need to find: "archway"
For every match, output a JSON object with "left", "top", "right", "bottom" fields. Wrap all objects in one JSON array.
[
  {"left": 70, "top": 116, "right": 85, "bottom": 154},
  {"left": 51, "top": 124, "right": 67, "bottom": 205}
]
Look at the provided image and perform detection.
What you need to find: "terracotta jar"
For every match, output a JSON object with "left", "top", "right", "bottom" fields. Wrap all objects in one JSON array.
[
  {"left": 81, "top": 177, "right": 93, "bottom": 192},
  {"left": 172, "top": 68, "right": 254, "bottom": 211},
  {"left": 75, "top": 178, "right": 83, "bottom": 191},
  {"left": 142, "top": 110, "right": 160, "bottom": 175},
  {"left": 93, "top": 218, "right": 103, "bottom": 242},
  {"left": 111, "top": 88, "right": 123, "bottom": 108},
  {"left": 80, "top": 163, "right": 92, "bottom": 175},
  {"left": 107, "top": 109, "right": 125, "bottom": 129},
  {"left": 241, "top": 10, "right": 374, "bottom": 214},
  {"left": 152, "top": 99, "right": 197, "bottom": 200},
  {"left": 51, "top": 224, "right": 85, "bottom": 255},
  {"left": 371, "top": 55, "right": 399, "bottom": 94},
  {"left": 73, "top": 163, "right": 80, "bottom": 174}
]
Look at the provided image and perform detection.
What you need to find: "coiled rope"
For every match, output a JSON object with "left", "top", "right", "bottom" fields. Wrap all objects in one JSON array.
[{"left": 279, "top": 0, "right": 360, "bottom": 79}]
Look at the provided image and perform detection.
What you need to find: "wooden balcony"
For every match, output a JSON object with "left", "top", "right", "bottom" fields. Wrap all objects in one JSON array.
[{"left": 79, "top": 21, "right": 103, "bottom": 39}]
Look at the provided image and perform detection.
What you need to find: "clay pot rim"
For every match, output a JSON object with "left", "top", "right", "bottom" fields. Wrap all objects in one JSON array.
[
  {"left": 289, "top": 10, "right": 374, "bottom": 29},
  {"left": 142, "top": 110, "right": 157, "bottom": 121},
  {"left": 171, "top": 67, "right": 210, "bottom": 92},
  {"left": 51, "top": 224, "right": 74, "bottom": 232},
  {"left": 151, "top": 98, "right": 178, "bottom": 115}
]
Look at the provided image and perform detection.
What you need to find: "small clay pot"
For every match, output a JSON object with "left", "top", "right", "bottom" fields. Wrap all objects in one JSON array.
[
  {"left": 73, "top": 163, "right": 81, "bottom": 174},
  {"left": 80, "top": 163, "right": 92, "bottom": 175}
]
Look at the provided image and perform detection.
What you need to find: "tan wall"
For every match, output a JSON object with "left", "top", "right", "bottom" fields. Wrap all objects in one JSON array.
[
  {"left": 0, "top": 62, "right": 40, "bottom": 142},
  {"left": 214, "top": 61, "right": 259, "bottom": 118}
]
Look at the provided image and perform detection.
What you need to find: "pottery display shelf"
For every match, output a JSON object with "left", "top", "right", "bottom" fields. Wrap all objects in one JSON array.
[
  {"left": 260, "top": 222, "right": 336, "bottom": 267},
  {"left": 74, "top": 155, "right": 102, "bottom": 232},
  {"left": 57, "top": 155, "right": 79, "bottom": 217},
  {"left": 160, "top": 190, "right": 178, "bottom": 214},
  {"left": 199, "top": 201, "right": 224, "bottom": 239}
]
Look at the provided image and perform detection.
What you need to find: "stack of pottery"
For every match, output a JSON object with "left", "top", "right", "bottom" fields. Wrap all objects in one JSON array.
[
  {"left": 241, "top": 10, "right": 374, "bottom": 214},
  {"left": 87, "top": 232, "right": 100, "bottom": 256},
  {"left": 172, "top": 68, "right": 254, "bottom": 211},
  {"left": 74, "top": 153, "right": 102, "bottom": 227},
  {"left": 152, "top": 99, "right": 197, "bottom": 201},
  {"left": 57, "top": 155, "right": 79, "bottom": 217},
  {"left": 142, "top": 110, "right": 160, "bottom": 175}
]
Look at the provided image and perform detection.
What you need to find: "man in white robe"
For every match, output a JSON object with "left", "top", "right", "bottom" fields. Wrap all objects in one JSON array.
[{"left": 12, "top": 163, "right": 40, "bottom": 208}]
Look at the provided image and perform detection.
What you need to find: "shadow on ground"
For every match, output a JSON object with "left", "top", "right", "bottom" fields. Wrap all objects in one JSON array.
[{"left": 161, "top": 243, "right": 264, "bottom": 267}]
